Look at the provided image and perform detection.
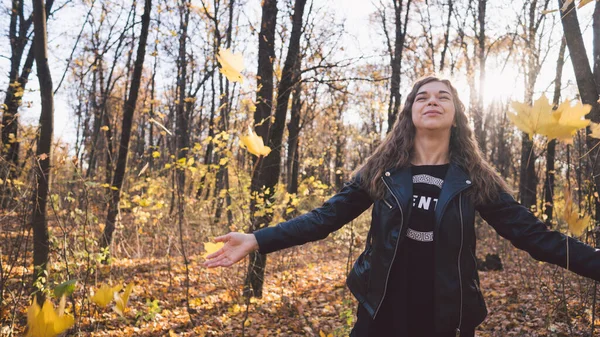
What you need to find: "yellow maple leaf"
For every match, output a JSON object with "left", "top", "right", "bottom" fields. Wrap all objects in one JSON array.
[
  {"left": 578, "top": 0, "right": 595, "bottom": 8},
  {"left": 90, "top": 283, "right": 122, "bottom": 308},
  {"left": 319, "top": 330, "right": 333, "bottom": 337},
  {"left": 203, "top": 241, "right": 225, "bottom": 258},
  {"left": 26, "top": 296, "right": 74, "bottom": 337},
  {"left": 217, "top": 48, "right": 244, "bottom": 83},
  {"left": 541, "top": 8, "right": 559, "bottom": 14},
  {"left": 544, "top": 99, "right": 591, "bottom": 144},
  {"left": 239, "top": 126, "right": 271, "bottom": 157},
  {"left": 508, "top": 94, "right": 555, "bottom": 139},
  {"left": 562, "top": 188, "right": 592, "bottom": 236},
  {"left": 113, "top": 282, "right": 134, "bottom": 316},
  {"left": 509, "top": 95, "right": 591, "bottom": 144},
  {"left": 589, "top": 122, "right": 600, "bottom": 139}
]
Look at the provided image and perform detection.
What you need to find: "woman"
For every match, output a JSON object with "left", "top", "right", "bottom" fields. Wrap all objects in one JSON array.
[{"left": 204, "top": 76, "right": 600, "bottom": 336}]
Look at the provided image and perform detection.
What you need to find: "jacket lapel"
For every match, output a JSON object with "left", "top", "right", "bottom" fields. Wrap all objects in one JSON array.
[
  {"left": 435, "top": 162, "right": 472, "bottom": 226},
  {"left": 385, "top": 166, "right": 413, "bottom": 213}
]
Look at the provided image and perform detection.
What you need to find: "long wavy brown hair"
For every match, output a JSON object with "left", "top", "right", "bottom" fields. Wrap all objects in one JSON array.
[{"left": 352, "top": 75, "right": 510, "bottom": 206}]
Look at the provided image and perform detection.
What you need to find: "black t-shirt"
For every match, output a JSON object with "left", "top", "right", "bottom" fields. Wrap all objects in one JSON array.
[
  {"left": 401, "top": 164, "right": 448, "bottom": 335},
  {"left": 357, "top": 164, "right": 449, "bottom": 337}
]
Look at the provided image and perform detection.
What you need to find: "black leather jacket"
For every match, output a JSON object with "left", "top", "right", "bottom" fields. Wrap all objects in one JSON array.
[{"left": 254, "top": 162, "right": 600, "bottom": 335}]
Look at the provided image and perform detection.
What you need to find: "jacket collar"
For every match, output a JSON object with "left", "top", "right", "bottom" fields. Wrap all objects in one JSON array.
[{"left": 383, "top": 162, "right": 473, "bottom": 224}]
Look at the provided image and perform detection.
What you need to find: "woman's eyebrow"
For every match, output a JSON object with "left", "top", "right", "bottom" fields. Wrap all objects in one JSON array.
[{"left": 416, "top": 90, "right": 452, "bottom": 96}]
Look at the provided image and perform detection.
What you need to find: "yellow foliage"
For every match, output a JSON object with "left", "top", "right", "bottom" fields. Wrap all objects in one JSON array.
[
  {"left": 319, "top": 331, "right": 333, "bottom": 337},
  {"left": 562, "top": 188, "right": 592, "bottom": 236},
  {"left": 589, "top": 122, "right": 600, "bottom": 139},
  {"left": 239, "top": 127, "right": 271, "bottom": 157},
  {"left": 113, "top": 282, "right": 134, "bottom": 316},
  {"left": 216, "top": 48, "right": 244, "bottom": 83},
  {"left": 577, "top": 0, "right": 594, "bottom": 8},
  {"left": 508, "top": 95, "right": 591, "bottom": 143},
  {"left": 26, "top": 296, "right": 74, "bottom": 337},
  {"left": 203, "top": 242, "right": 224, "bottom": 258},
  {"left": 90, "top": 283, "right": 122, "bottom": 308}
]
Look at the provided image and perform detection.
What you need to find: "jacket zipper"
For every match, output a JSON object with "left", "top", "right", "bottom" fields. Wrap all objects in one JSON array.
[
  {"left": 456, "top": 193, "right": 464, "bottom": 337},
  {"left": 382, "top": 198, "right": 393, "bottom": 209},
  {"left": 376, "top": 175, "right": 404, "bottom": 318}
]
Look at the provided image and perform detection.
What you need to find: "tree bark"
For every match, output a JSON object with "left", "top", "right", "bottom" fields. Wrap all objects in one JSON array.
[
  {"left": 246, "top": 0, "right": 308, "bottom": 298},
  {"left": 176, "top": 0, "right": 190, "bottom": 189},
  {"left": 558, "top": 0, "right": 600, "bottom": 210},
  {"left": 100, "top": 0, "right": 152, "bottom": 256},
  {"left": 543, "top": 36, "right": 566, "bottom": 227},
  {"left": 286, "top": 79, "right": 302, "bottom": 198},
  {"left": 31, "top": 0, "right": 53, "bottom": 302},
  {"left": 2, "top": 0, "right": 54, "bottom": 207},
  {"left": 475, "top": 0, "right": 487, "bottom": 155},
  {"left": 387, "top": 0, "right": 412, "bottom": 133}
]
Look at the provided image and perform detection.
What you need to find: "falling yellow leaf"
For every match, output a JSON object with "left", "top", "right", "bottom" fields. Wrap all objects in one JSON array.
[
  {"left": 562, "top": 188, "right": 592, "bottom": 236},
  {"left": 239, "top": 126, "right": 271, "bottom": 157},
  {"left": 203, "top": 241, "right": 224, "bottom": 258},
  {"left": 589, "top": 122, "right": 600, "bottom": 139},
  {"left": 541, "top": 8, "right": 559, "bottom": 14},
  {"left": 544, "top": 99, "right": 591, "bottom": 144},
  {"left": 216, "top": 48, "right": 244, "bottom": 83},
  {"left": 508, "top": 95, "right": 591, "bottom": 144},
  {"left": 100, "top": 125, "right": 109, "bottom": 131},
  {"left": 578, "top": 0, "right": 595, "bottom": 8},
  {"left": 90, "top": 283, "right": 122, "bottom": 308},
  {"left": 508, "top": 94, "right": 554, "bottom": 139},
  {"left": 113, "top": 282, "right": 134, "bottom": 316},
  {"left": 26, "top": 296, "right": 74, "bottom": 337}
]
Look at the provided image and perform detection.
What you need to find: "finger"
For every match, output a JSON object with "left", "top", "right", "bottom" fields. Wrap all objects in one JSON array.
[
  {"left": 213, "top": 233, "right": 231, "bottom": 243},
  {"left": 204, "top": 254, "right": 229, "bottom": 268},
  {"left": 205, "top": 247, "right": 226, "bottom": 260}
]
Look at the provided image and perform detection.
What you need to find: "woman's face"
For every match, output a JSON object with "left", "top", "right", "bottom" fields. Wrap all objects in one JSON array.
[{"left": 411, "top": 81, "right": 456, "bottom": 133}]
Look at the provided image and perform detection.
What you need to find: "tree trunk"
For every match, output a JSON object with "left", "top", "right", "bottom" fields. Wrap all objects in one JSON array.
[
  {"left": 100, "top": 0, "right": 152, "bottom": 257},
  {"left": 387, "top": 0, "right": 412, "bottom": 133},
  {"left": 2, "top": 0, "right": 54, "bottom": 208},
  {"left": 475, "top": 0, "right": 487, "bottom": 155},
  {"left": 594, "top": 0, "right": 600, "bottom": 94},
  {"left": 246, "top": 0, "right": 308, "bottom": 298},
  {"left": 286, "top": 79, "right": 302, "bottom": 197},
  {"left": 558, "top": 0, "right": 600, "bottom": 211},
  {"left": 31, "top": 0, "right": 54, "bottom": 302},
  {"left": 543, "top": 36, "right": 566, "bottom": 227},
  {"left": 176, "top": 0, "right": 190, "bottom": 189}
]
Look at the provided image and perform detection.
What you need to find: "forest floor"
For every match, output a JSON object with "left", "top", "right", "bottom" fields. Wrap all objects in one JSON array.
[{"left": 3, "top": 221, "right": 600, "bottom": 337}]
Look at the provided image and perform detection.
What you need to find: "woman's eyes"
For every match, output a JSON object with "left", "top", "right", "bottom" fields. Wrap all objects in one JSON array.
[{"left": 415, "top": 96, "right": 451, "bottom": 101}]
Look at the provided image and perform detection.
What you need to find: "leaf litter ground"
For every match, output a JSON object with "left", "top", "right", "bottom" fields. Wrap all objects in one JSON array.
[{"left": 4, "top": 222, "right": 600, "bottom": 336}]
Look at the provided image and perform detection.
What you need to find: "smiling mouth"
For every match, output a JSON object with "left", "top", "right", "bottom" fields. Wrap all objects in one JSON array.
[{"left": 424, "top": 111, "right": 442, "bottom": 115}]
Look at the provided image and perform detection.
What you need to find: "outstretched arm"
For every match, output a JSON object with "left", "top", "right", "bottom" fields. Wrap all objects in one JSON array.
[
  {"left": 203, "top": 174, "right": 373, "bottom": 268},
  {"left": 477, "top": 191, "right": 600, "bottom": 281},
  {"left": 203, "top": 232, "right": 258, "bottom": 268}
]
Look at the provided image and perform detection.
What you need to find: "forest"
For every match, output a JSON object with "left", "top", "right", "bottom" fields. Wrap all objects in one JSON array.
[{"left": 2, "top": 0, "right": 600, "bottom": 336}]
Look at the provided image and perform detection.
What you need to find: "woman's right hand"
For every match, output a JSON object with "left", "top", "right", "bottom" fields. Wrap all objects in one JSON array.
[{"left": 202, "top": 232, "right": 259, "bottom": 268}]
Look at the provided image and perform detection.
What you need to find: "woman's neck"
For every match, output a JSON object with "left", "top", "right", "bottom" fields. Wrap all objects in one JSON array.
[{"left": 411, "top": 131, "right": 450, "bottom": 166}]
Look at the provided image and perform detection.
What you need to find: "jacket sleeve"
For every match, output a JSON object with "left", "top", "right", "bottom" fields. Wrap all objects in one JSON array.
[
  {"left": 253, "top": 173, "right": 374, "bottom": 255},
  {"left": 477, "top": 191, "right": 600, "bottom": 281}
]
